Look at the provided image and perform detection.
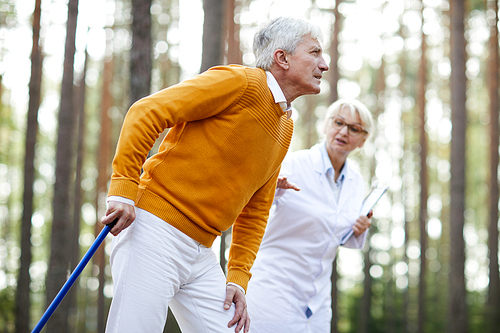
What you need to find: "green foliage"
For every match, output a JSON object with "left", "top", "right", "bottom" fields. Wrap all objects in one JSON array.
[
  {"left": 0, "top": 286, "right": 15, "bottom": 332},
  {"left": 469, "top": 0, "right": 486, "bottom": 12}
]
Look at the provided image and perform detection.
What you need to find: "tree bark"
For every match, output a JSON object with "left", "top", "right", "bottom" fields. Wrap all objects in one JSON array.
[
  {"left": 303, "top": 95, "right": 318, "bottom": 148},
  {"left": 45, "top": 0, "right": 79, "bottom": 331},
  {"left": 225, "top": 0, "right": 242, "bottom": 65},
  {"left": 330, "top": 257, "right": 338, "bottom": 333},
  {"left": 67, "top": 47, "right": 88, "bottom": 333},
  {"left": 329, "top": 3, "right": 342, "bottom": 330},
  {"left": 418, "top": 2, "right": 428, "bottom": 332},
  {"left": 200, "top": 0, "right": 228, "bottom": 272},
  {"left": 358, "top": 248, "right": 371, "bottom": 333},
  {"left": 200, "top": 0, "right": 226, "bottom": 73},
  {"left": 487, "top": 0, "right": 500, "bottom": 332},
  {"left": 16, "top": 0, "right": 42, "bottom": 331},
  {"left": 447, "top": 1, "right": 468, "bottom": 332},
  {"left": 130, "top": 0, "right": 153, "bottom": 107},
  {"left": 328, "top": 0, "right": 342, "bottom": 105},
  {"left": 95, "top": 36, "right": 114, "bottom": 333}
]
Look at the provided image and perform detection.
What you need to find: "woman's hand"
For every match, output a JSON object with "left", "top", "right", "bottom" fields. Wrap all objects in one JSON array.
[{"left": 352, "top": 212, "right": 372, "bottom": 237}]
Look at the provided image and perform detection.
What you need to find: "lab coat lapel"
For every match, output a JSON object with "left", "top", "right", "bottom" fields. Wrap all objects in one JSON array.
[{"left": 337, "top": 160, "right": 354, "bottom": 209}]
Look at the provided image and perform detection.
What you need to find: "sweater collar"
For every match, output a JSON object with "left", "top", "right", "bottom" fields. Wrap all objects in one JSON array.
[{"left": 266, "top": 71, "right": 292, "bottom": 119}]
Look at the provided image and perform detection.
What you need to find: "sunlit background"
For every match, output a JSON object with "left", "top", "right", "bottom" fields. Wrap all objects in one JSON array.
[{"left": 0, "top": 0, "right": 498, "bottom": 332}]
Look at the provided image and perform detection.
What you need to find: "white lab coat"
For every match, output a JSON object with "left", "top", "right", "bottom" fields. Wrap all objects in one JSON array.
[{"left": 247, "top": 142, "right": 368, "bottom": 332}]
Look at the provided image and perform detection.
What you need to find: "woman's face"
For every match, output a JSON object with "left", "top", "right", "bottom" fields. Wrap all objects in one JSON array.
[{"left": 324, "top": 106, "right": 367, "bottom": 157}]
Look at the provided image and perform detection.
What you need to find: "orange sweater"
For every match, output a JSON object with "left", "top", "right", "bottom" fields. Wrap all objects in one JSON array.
[{"left": 108, "top": 65, "right": 293, "bottom": 290}]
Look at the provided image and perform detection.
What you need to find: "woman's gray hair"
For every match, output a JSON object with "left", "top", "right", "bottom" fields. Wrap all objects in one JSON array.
[
  {"left": 253, "top": 17, "right": 323, "bottom": 71},
  {"left": 323, "top": 99, "right": 374, "bottom": 136}
]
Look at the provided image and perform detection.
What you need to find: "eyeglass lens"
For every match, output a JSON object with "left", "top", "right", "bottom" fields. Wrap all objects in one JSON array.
[{"left": 331, "top": 117, "right": 364, "bottom": 136}]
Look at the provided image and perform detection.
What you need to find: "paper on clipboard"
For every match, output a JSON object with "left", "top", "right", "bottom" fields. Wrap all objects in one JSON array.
[{"left": 340, "top": 186, "right": 387, "bottom": 245}]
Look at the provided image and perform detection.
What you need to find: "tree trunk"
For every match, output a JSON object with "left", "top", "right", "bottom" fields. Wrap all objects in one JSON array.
[
  {"left": 200, "top": 0, "right": 228, "bottom": 271},
  {"left": 487, "top": 0, "right": 500, "bottom": 332},
  {"left": 130, "top": 0, "right": 152, "bottom": 107},
  {"left": 67, "top": 47, "right": 88, "bottom": 333},
  {"left": 358, "top": 56, "right": 385, "bottom": 333},
  {"left": 95, "top": 37, "right": 114, "bottom": 333},
  {"left": 358, "top": 247, "right": 371, "bottom": 333},
  {"left": 330, "top": 257, "right": 338, "bottom": 333},
  {"left": 45, "top": 0, "right": 79, "bottom": 331},
  {"left": 328, "top": 3, "right": 341, "bottom": 329},
  {"left": 200, "top": 0, "right": 226, "bottom": 73},
  {"left": 303, "top": 95, "right": 317, "bottom": 148},
  {"left": 397, "top": 11, "right": 410, "bottom": 333},
  {"left": 418, "top": 2, "right": 428, "bottom": 332},
  {"left": 447, "top": 1, "right": 468, "bottom": 332},
  {"left": 16, "top": 0, "right": 42, "bottom": 332},
  {"left": 328, "top": 0, "right": 342, "bottom": 105},
  {"left": 225, "top": 0, "right": 242, "bottom": 65},
  {"left": 158, "top": 0, "right": 181, "bottom": 89},
  {"left": 220, "top": 0, "right": 237, "bottom": 273}
]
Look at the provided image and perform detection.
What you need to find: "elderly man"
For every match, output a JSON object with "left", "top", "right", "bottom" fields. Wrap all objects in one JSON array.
[{"left": 102, "top": 16, "right": 328, "bottom": 333}]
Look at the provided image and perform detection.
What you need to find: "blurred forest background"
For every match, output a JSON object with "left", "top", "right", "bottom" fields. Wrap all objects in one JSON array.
[{"left": 0, "top": 0, "right": 499, "bottom": 332}]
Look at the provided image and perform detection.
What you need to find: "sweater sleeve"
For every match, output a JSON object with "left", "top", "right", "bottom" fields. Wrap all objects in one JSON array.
[
  {"left": 108, "top": 66, "right": 249, "bottom": 200},
  {"left": 226, "top": 167, "right": 281, "bottom": 291}
]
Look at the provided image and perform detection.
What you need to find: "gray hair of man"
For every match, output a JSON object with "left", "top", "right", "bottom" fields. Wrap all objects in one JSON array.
[
  {"left": 322, "top": 99, "right": 374, "bottom": 137},
  {"left": 253, "top": 17, "right": 323, "bottom": 71}
]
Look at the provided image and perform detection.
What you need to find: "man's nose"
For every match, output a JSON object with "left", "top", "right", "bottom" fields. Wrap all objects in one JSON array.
[{"left": 320, "top": 56, "right": 329, "bottom": 72}]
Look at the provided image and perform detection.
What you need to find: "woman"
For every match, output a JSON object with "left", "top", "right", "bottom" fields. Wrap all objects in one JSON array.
[{"left": 246, "top": 99, "right": 374, "bottom": 333}]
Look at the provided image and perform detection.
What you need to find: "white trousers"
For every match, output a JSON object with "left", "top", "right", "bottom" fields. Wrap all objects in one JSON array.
[
  {"left": 105, "top": 208, "right": 236, "bottom": 333},
  {"left": 247, "top": 287, "right": 332, "bottom": 333}
]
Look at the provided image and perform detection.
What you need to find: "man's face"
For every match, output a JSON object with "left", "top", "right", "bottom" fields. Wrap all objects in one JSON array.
[{"left": 286, "top": 35, "right": 329, "bottom": 98}]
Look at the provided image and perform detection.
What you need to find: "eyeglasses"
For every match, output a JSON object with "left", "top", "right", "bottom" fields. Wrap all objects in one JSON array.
[{"left": 330, "top": 116, "right": 367, "bottom": 137}]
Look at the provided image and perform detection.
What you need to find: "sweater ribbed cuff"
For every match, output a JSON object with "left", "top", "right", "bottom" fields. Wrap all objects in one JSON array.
[
  {"left": 108, "top": 179, "right": 139, "bottom": 202},
  {"left": 226, "top": 269, "right": 251, "bottom": 293}
]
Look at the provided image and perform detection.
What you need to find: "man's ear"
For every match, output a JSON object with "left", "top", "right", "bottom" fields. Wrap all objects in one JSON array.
[{"left": 274, "top": 49, "right": 289, "bottom": 70}]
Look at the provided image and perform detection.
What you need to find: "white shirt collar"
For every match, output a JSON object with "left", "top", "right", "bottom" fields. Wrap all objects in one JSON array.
[
  {"left": 320, "top": 141, "right": 346, "bottom": 183},
  {"left": 266, "top": 71, "right": 292, "bottom": 119}
]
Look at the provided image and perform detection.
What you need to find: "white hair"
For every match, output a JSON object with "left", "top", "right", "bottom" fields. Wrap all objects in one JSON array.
[
  {"left": 322, "top": 99, "right": 374, "bottom": 136},
  {"left": 253, "top": 17, "right": 323, "bottom": 71}
]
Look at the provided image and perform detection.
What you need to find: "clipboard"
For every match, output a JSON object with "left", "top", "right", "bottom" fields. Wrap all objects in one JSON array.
[
  {"left": 360, "top": 186, "right": 388, "bottom": 216},
  {"left": 340, "top": 186, "right": 387, "bottom": 245}
]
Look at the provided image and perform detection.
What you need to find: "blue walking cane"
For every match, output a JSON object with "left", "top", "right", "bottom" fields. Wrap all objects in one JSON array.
[{"left": 31, "top": 219, "right": 117, "bottom": 333}]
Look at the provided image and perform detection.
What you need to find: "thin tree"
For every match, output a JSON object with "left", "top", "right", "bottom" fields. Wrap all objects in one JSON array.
[
  {"left": 200, "top": 0, "right": 226, "bottom": 73},
  {"left": 45, "top": 0, "right": 80, "bottom": 331},
  {"left": 328, "top": 0, "right": 342, "bottom": 105},
  {"left": 447, "top": 0, "right": 468, "bottom": 332},
  {"left": 486, "top": 0, "right": 500, "bottom": 331},
  {"left": 16, "top": 0, "right": 42, "bottom": 331},
  {"left": 358, "top": 56, "right": 385, "bottom": 333},
  {"left": 225, "top": 0, "right": 242, "bottom": 65},
  {"left": 95, "top": 32, "right": 114, "bottom": 333},
  {"left": 200, "top": 0, "right": 227, "bottom": 272},
  {"left": 130, "top": 0, "right": 153, "bottom": 107},
  {"left": 328, "top": 3, "right": 342, "bottom": 332},
  {"left": 67, "top": 46, "right": 89, "bottom": 333},
  {"left": 417, "top": 1, "right": 428, "bottom": 332},
  {"left": 220, "top": 0, "right": 241, "bottom": 274},
  {"left": 397, "top": 7, "right": 410, "bottom": 332}
]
